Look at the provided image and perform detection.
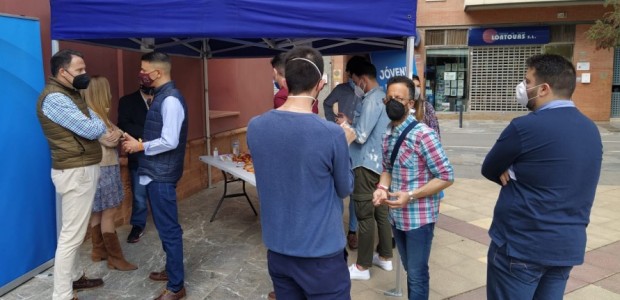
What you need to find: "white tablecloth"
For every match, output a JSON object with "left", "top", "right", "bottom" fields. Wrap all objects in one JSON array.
[{"left": 199, "top": 155, "right": 256, "bottom": 186}]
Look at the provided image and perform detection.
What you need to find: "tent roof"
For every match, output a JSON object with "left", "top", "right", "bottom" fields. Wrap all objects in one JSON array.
[{"left": 50, "top": 0, "right": 417, "bottom": 58}]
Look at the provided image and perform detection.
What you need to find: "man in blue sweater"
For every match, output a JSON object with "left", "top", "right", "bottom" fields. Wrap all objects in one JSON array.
[
  {"left": 248, "top": 47, "right": 356, "bottom": 299},
  {"left": 482, "top": 54, "right": 603, "bottom": 300}
]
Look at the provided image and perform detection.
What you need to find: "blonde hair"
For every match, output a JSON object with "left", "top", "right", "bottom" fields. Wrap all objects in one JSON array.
[
  {"left": 83, "top": 76, "right": 113, "bottom": 128},
  {"left": 412, "top": 78, "right": 425, "bottom": 123}
]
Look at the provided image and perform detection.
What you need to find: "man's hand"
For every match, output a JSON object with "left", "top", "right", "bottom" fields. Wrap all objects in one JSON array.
[
  {"left": 106, "top": 129, "right": 123, "bottom": 143},
  {"left": 122, "top": 133, "right": 143, "bottom": 154},
  {"left": 372, "top": 189, "right": 388, "bottom": 207},
  {"left": 499, "top": 170, "right": 511, "bottom": 186},
  {"left": 341, "top": 122, "right": 357, "bottom": 145},
  {"left": 335, "top": 113, "right": 351, "bottom": 125},
  {"left": 383, "top": 191, "right": 410, "bottom": 209}
]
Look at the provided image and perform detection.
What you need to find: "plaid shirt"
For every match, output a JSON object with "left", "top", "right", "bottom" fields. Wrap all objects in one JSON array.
[
  {"left": 42, "top": 92, "right": 106, "bottom": 140},
  {"left": 383, "top": 115, "right": 454, "bottom": 231}
]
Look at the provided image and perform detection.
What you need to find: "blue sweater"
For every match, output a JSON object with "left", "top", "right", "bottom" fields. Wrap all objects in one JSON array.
[
  {"left": 482, "top": 105, "right": 602, "bottom": 266},
  {"left": 247, "top": 110, "right": 354, "bottom": 257}
]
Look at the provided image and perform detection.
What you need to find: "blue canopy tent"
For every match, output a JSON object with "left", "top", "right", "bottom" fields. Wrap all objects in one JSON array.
[
  {"left": 50, "top": 0, "right": 417, "bottom": 58},
  {"left": 50, "top": 0, "right": 418, "bottom": 178},
  {"left": 49, "top": 1, "right": 418, "bottom": 294}
]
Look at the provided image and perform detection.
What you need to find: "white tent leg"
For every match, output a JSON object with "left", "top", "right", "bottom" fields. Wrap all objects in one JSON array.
[
  {"left": 384, "top": 36, "right": 416, "bottom": 298},
  {"left": 406, "top": 36, "right": 416, "bottom": 78},
  {"left": 203, "top": 54, "right": 213, "bottom": 188},
  {"left": 384, "top": 250, "right": 403, "bottom": 297}
]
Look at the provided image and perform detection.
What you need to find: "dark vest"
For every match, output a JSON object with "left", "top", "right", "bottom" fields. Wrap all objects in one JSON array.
[
  {"left": 138, "top": 81, "right": 188, "bottom": 183},
  {"left": 36, "top": 77, "right": 102, "bottom": 169}
]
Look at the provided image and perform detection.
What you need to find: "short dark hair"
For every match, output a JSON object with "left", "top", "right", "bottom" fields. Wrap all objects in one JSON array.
[
  {"left": 386, "top": 76, "right": 416, "bottom": 101},
  {"left": 51, "top": 49, "right": 83, "bottom": 77},
  {"left": 526, "top": 54, "right": 576, "bottom": 98},
  {"left": 141, "top": 51, "right": 171, "bottom": 73},
  {"left": 350, "top": 61, "right": 377, "bottom": 79},
  {"left": 345, "top": 56, "right": 367, "bottom": 73},
  {"left": 271, "top": 52, "right": 286, "bottom": 75},
  {"left": 284, "top": 47, "right": 324, "bottom": 94}
]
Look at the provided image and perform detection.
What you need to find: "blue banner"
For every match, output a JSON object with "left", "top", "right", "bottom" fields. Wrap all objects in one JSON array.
[
  {"left": 0, "top": 15, "right": 55, "bottom": 295},
  {"left": 370, "top": 50, "right": 418, "bottom": 92},
  {"left": 468, "top": 26, "right": 549, "bottom": 46}
]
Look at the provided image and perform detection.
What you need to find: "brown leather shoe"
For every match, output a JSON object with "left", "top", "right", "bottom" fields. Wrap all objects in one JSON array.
[
  {"left": 72, "top": 274, "right": 103, "bottom": 290},
  {"left": 347, "top": 232, "right": 358, "bottom": 250},
  {"left": 268, "top": 291, "right": 276, "bottom": 299},
  {"left": 154, "top": 287, "right": 186, "bottom": 300},
  {"left": 149, "top": 270, "right": 168, "bottom": 281}
]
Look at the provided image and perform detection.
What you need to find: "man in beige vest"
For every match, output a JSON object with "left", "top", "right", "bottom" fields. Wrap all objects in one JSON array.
[{"left": 37, "top": 49, "right": 107, "bottom": 300}]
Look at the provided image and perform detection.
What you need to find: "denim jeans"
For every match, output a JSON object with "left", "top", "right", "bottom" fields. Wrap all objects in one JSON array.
[
  {"left": 392, "top": 223, "right": 435, "bottom": 300},
  {"left": 147, "top": 181, "right": 184, "bottom": 292},
  {"left": 348, "top": 197, "right": 357, "bottom": 232},
  {"left": 129, "top": 168, "right": 149, "bottom": 228},
  {"left": 487, "top": 242, "right": 573, "bottom": 300}
]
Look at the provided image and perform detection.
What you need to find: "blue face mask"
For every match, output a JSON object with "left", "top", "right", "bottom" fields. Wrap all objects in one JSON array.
[{"left": 274, "top": 80, "right": 280, "bottom": 90}]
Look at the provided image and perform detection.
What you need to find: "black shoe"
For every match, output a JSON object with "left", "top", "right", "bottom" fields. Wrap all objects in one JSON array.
[
  {"left": 127, "top": 225, "right": 144, "bottom": 243},
  {"left": 72, "top": 275, "right": 103, "bottom": 290}
]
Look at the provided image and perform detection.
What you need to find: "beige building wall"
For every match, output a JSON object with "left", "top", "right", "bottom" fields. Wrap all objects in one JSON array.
[{"left": 416, "top": 0, "right": 614, "bottom": 121}]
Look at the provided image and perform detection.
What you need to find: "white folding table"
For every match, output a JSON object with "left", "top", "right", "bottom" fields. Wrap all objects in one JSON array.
[{"left": 199, "top": 155, "right": 257, "bottom": 222}]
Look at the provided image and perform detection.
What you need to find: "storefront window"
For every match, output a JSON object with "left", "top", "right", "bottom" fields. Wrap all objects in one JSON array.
[{"left": 425, "top": 48, "right": 469, "bottom": 112}]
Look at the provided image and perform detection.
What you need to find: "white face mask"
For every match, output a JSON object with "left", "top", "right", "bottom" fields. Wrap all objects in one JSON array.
[
  {"left": 354, "top": 80, "right": 366, "bottom": 98},
  {"left": 414, "top": 87, "right": 421, "bottom": 100},
  {"left": 515, "top": 81, "right": 544, "bottom": 110}
]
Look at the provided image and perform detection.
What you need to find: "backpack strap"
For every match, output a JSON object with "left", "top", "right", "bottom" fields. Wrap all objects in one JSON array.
[{"left": 390, "top": 120, "right": 418, "bottom": 167}]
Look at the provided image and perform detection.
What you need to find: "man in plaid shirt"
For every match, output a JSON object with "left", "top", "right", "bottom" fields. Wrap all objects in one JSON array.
[{"left": 373, "top": 76, "right": 454, "bottom": 300}]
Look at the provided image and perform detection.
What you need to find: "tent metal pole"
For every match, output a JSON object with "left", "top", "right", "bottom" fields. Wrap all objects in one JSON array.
[
  {"left": 203, "top": 44, "right": 213, "bottom": 188},
  {"left": 52, "top": 40, "right": 59, "bottom": 54},
  {"left": 52, "top": 39, "right": 62, "bottom": 239},
  {"left": 406, "top": 36, "right": 416, "bottom": 78},
  {"left": 385, "top": 35, "right": 415, "bottom": 298}
]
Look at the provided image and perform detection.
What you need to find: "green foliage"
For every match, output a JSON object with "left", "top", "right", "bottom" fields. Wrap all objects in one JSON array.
[{"left": 586, "top": 0, "right": 620, "bottom": 50}]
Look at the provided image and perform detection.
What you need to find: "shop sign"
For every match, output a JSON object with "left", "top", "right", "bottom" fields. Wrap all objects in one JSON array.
[
  {"left": 370, "top": 50, "right": 418, "bottom": 91},
  {"left": 468, "top": 26, "right": 549, "bottom": 46}
]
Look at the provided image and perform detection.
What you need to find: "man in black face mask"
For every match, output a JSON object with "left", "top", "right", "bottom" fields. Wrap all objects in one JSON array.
[
  {"left": 37, "top": 49, "right": 108, "bottom": 300},
  {"left": 372, "top": 76, "right": 453, "bottom": 300},
  {"left": 118, "top": 84, "right": 154, "bottom": 244}
]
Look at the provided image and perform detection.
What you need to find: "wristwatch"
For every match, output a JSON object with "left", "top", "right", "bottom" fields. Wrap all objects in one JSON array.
[{"left": 408, "top": 190, "right": 415, "bottom": 202}]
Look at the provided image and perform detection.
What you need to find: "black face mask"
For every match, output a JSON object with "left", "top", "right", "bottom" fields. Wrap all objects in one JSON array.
[
  {"left": 385, "top": 98, "right": 407, "bottom": 121},
  {"left": 66, "top": 71, "right": 91, "bottom": 90}
]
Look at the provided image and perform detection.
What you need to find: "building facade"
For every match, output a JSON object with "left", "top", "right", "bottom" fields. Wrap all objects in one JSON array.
[{"left": 416, "top": 0, "right": 618, "bottom": 120}]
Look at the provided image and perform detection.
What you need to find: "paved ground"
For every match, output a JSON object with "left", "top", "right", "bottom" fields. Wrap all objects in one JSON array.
[{"left": 2, "top": 118, "right": 619, "bottom": 300}]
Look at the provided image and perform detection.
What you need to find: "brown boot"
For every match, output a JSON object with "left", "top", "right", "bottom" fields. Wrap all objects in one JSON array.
[
  {"left": 102, "top": 232, "right": 138, "bottom": 271},
  {"left": 91, "top": 225, "right": 107, "bottom": 261}
]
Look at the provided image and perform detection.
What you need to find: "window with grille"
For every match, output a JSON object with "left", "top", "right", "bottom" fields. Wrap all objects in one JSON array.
[
  {"left": 425, "top": 29, "right": 467, "bottom": 46},
  {"left": 614, "top": 47, "right": 620, "bottom": 86},
  {"left": 612, "top": 48, "right": 620, "bottom": 117},
  {"left": 469, "top": 46, "right": 542, "bottom": 111}
]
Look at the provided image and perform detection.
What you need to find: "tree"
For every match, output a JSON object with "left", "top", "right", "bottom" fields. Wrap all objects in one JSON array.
[{"left": 586, "top": 0, "right": 620, "bottom": 50}]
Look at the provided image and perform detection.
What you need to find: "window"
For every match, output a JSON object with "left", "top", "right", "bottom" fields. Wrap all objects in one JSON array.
[{"left": 425, "top": 29, "right": 468, "bottom": 46}]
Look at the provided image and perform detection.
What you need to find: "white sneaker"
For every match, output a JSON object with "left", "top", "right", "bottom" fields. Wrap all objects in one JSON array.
[
  {"left": 348, "top": 264, "right": 370, "bottom": 280},
  {"left": 372, "top": 253, "right": 393, "bottom": 271}
]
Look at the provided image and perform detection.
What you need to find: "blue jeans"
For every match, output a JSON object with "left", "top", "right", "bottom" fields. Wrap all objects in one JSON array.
[
  {"left": 392, "top": 223, "right": 435, "bottom": 300},
  {"left": 487, "top": 242, "right": 573, "bottom": 300},
  {"left": 268, "top": 250, "right": 350, "bottom": 300},
  {"left": 348, "top": 197, "right": 357, "bottom": 232},
  {"left": 129, "top": 168, "right": 148, "bottom": 228},
  {"left": 147, "top": 181, "right": 184, "bottom": 292}
]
